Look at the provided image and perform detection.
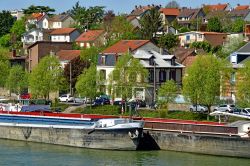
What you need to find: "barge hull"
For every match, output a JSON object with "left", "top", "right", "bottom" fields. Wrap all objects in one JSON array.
[{"left": 0, "top": 125, "right": 142, "bottom": 150}]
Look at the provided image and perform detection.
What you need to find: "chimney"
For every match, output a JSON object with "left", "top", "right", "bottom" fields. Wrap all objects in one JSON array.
[
  {"left": 237, "top": 4, "right": 240, "bottom": 6},
  {"left": 135, "top": 5, "right": 138, "bottom": 9}
]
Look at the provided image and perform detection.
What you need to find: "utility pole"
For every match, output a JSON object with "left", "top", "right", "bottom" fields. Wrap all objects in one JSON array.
[
  {"left": 69, "top": 62, "right": 72, "bottom": 95},
  {"left": 153, "top": 60, "right": 156, "bottom": 104}
]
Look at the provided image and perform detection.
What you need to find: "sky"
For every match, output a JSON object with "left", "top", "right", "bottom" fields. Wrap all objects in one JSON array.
[{"left": 0, "top": 0, "right": 249, "bottom": 14}]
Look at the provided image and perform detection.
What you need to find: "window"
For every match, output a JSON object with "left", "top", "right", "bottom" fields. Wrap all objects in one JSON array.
[
  {"left": 186, "top": 35, "right": 190, "bottom": 41},
  {"left": 159, "top": 70, "right": 166, "bottom": 82},
  {"left": 149, "top": 69, "right": 154, "bottom": 82},
  {"left": 100, "top": 70, "right": 106, "bottom": 80},
  {"left": 231, "top": 72, "right": 236, "bottom": 84},
  {"left": 198, "top": 34, "right": 202, "bottom": 38},
  {"left": 101, "top": 56, "right": 106, "bottom": 65}
]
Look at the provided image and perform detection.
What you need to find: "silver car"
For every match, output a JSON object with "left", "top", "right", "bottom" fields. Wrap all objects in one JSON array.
[
  {"left": 189, "top": 105, "right": 208, "bottom": 112},
  {"left": 213, "top": 104, "right": 235, "bottom": 112}
]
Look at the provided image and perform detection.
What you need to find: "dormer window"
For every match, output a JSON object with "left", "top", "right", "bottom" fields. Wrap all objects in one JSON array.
[{"left": 101, "top": 55, "right": 106, "bottom": 65}]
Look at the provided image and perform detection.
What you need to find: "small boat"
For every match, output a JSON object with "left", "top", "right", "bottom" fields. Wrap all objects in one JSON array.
[{"left": 0, "top": 113, "right": 144, "bottom": 150}]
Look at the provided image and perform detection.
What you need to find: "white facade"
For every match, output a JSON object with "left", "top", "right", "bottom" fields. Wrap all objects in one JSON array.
[
  {"left": 51, "top": 35, "right": 71, "bottom": 42},
  {"left": 10, "top": 10, "right": 24, "bottom": 20},
  {"left": 26, "top": 14, "right": 49, "bottom": 29},
  {"left": 22, "top": 29, "right": 43, "bottom": 44},
  {"left": 178, "top": 31, "right": 205, "bottom": 46}
]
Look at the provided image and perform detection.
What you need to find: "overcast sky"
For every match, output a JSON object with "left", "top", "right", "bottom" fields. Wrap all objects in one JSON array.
[{"left": 0, "top": 0, "right": 248, "bottom": 14}]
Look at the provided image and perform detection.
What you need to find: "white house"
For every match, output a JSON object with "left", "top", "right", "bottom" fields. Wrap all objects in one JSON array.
[
  {"left": 26, "top": 13, "right": 49, "bottom": 29},
  {"left": 50, "top": 28, "right": 80, "bottom": 42},
  {"left": 49, "top": 14, "right": 75, "bottom": 29},
  {"left": 22, "top": 28, "right": 44, "bottom": 45}
]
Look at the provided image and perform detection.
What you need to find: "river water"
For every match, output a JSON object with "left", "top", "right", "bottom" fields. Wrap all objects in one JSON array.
[{"left": 0, "top": 139, "right": 249, "bottom": 166}]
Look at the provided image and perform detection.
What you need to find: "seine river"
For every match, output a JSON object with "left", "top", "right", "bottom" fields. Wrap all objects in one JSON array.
[{"left": 0, "top": 139, "right": 249, "bottom": 166}]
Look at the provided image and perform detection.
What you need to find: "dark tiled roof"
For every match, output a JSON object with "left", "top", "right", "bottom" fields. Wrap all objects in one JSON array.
[
  {"left": 174, "top": 47, "right": 195, "bottom": 63},
  {"left": 230, "top": 9, "right": 250, "bottom": 18},
  {"left": 75, "top": 30, "right": 104, "bottom": 42},
  {"left": 178, "top": 8, "right": 201, "bottom": 19},
  {"left": 237, "top": 42, "right": 250, "bottom": 53},
  {"left": 102, "top": 40, "right": 150, "bottom": 54},
  {"left": 49, "top": 14, "right": 70, "bottom": 22},
  {"left": 130, "top": 6, "right": 153, "bottom": 16}
]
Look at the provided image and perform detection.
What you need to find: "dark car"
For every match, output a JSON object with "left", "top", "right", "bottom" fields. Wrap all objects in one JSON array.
[
  {"left": 93, "top": 97, "right": 110, "bottom": 106},
  {"left": 137, "top": 100, "right": 146, "bottom": 108}
]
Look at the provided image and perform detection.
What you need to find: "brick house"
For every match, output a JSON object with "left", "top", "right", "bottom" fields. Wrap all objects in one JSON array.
[{"left": 27, "top": 41, "right": 72, "bottom": 71}]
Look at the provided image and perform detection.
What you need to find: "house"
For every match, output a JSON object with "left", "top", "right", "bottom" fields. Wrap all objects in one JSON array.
[
  {"left": 223, "top": 42, "right": 250, "bottom": 100},
  {"left": 50, "top": 28, "right": 80, "bottom": 42},
  {"left": 97, "top": 40, "right": 182, "bottom": 103},
  {"left": 235, "top": 5, "right": 249, "bottom": 10},
  {"left": 56, "top": 50, "right": 81, "bottom": 68},
  {"left": 174, "top": 47, "right": 197, "bottom": 66},
  {"left": 27, "top": 41, "right": 72, "bottom": 71},
  {"left": 177, "top": 8, "right": 205, "bottom": 28},
  {"left": 245, "top": 24, "right": 250, "bottom": 40},
  {"left": 26, "top": 13, "right": 49, "bottom": 29},
  {"left": 178, "top": 31, "right": 227, "bottom": 47},
  {"left": 229, "top": 9, "right": 250, "bottom": 21},
  {"left": 21, "top": 28, "right": 53, "bottom": 46},
  {"left": 203, "top": 3, "right": 230, "bottom": 12},
  {"left": 10, "top": 10, "right": 24, "bottom": 20},
  {"left": 75, "top": 30, "right": 105, "bottom": 48},
  {"left": 49, "top": 14, "right": 75, "bottom": 29},
  {"left": 8, "top": 50, "right": 26, "bottom": 69},
  {"left": 132, "top": 50, "right": 184, "bottom": 103},
  {"left": 127, "top": 15, "right": 141, "bottom": 29},
  {"left": 160, "top": 8, "right": 180, "bottom": 25}
]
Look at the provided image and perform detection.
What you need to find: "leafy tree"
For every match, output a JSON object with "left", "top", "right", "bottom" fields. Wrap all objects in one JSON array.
[
  {"left": 231, "top": 18, "right": 245, "bottom": 33},
  {"left": 80, "top": 46, "right": 101, "bottom": 65},
  {"left": 0, "top": 34, "right": 11, "bottom": 47},
  {"left": 29, "top": 55, "right": 63, "bottom": 99},
  {"left": 23, "top": 5, "right": 55, "bottom": 15},
  {"left": 190, "top": 41, "right": 212, "bottom": 53},
  {"left": 5, "top": 65, "right": 28, "bottom": 95},
  {"left": 64, "top": 56, "right": 90, "bottom": 93},
  {"left": 236, "top": 61, "right": 250, "bottom": 107},
  {"left": 157, "top": 33, "right": 179, "bottom": 51},
  {"left": 207, "top": 17, "right": 222, "bottom": 32},
  {"left": 190, "top": 17, "right": 202, "bottom": 31},
  {"left": 109, "top": 15, "right": 137, "bottom": 41},
  {"left": 165, "top": 1, "right": 180, "bottom": 8},
  {"left": 108, "top": 53, "right": 148, "bottom": 111},
  {"left": 70, "top": 1, "right": 105, "bottom": 30},
  {"left": 139, "top": 7, "right": 162, "bottom": 40},
  {"left": 75, "top": 65, "right": 98, "bottom": 103},
  {"left": 158, "top": 80, "right": 178, "bottom": 109},
  {"left": 10, "top": 18, "right": 26, "bottom": 41},
  {"left": 0, "top": 47, "right": 10, "bottom": 87},
  {"left": 216, "top": 36, "right": 245, "bottom": 59},
  {"left": 0, "top": 10, "right": 15, "bottom": 37},
  {"left": 183, "top": 55, "right": 230, "bottom": 118}
]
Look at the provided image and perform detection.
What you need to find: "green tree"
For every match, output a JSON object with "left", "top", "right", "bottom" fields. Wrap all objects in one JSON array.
[
  {"left": 108, "top": 53, "right": 148, "bottom": 111},
  {"left": 236, "top": 61, "right": 250, "bottom": 107},
  {"left": 64, "top": 56, "right": 90, "bottom": 93},
  {"left": 5, "top": 65, "right": 28, "bottom": 95},
  {"left": 0, "top": 47, "right": 10, "bottom": 87},
  {"left": 207, "top": 17, "right": 222, "bottom": 32},
  {"left": 157, "top": 33, "right": 179, "bottom": 52},
  {"left": 23, "top": 5, "right": 55, "bottom": 15},
  {"left": 75, "top": 65, "right": 98, "bottom": 103},
  {"left": 139, "top": 7, "right": 162, "bottom": 40},
  {"left": 0, "top": 10, "right": 15, "bottom": 37},
  {"left": 10, "top": 18, "right": 26, "bottom": 41},
  {"left": 231, "top": 18, "right": 245, "bottom": 33},
  {"left": 80, "top": 46, "right": 101, "bottom": 65},
  {"left": 0, "top": 34, "right": 11, "bottom": 47},
  {"left": 109, "top": 15, "right": 137, "bottom": 41},
  {"left": 158, "top": 80, "right": 178, "bottom": 109},
  {"left": 183, "top": 55, "right": 229, "bottom": 118},
  {"left": 165, "top": 1, "right": 180, "bottom": 8},
  {"left": 190, "top": 41, "right": 212, "bottom": 53},
  {"left": 29, "top": 56, "right": 63, "bottom": 99}
]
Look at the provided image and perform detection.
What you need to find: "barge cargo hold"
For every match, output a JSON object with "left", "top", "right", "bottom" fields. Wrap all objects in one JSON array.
[{"left": 0, "top": 114, "right": 144, "bottom": 150}]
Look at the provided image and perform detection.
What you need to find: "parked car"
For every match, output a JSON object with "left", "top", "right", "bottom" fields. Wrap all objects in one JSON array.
[
  {"left": 74, "top": 97, "right": 85, "bottom": 103},
  {"left": 93, "top": 97, "right": 110, "bottom": 106},
  {"left": 213, "top": 104, "right": 235, "bottom": 112},
  {"left": 240, "top": 108, "right": 250, "bottom": 116},
  {"left": 20, "top": 93, "right": 31, "bottom": 99},
  {"left": 58, "top": 94, "right": 75, "bottom": 102},
  {"left": 189, "top": 105, "right": 208, "bottom": 112}
]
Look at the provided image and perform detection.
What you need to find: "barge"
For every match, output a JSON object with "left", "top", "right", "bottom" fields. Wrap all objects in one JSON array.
[{"left": 0, "top": 113, "right": 144, "bottom": 150}]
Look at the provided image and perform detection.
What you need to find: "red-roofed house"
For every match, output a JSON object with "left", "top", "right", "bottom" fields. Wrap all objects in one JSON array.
[
  {"left": 75, "top": 30, "right": 105, "bottom": 48},
  {"left": 50, "top": 28, "right": 80, "bottom": 42},
  {"left": 26, "top": 13, "right": 49, "bottom": 29},
  {"left": 178, "top": 31, "right": 227, "bottom": 47},
  {"left": 56, "top": 50, "right": 81, "bottom": 68},
  {"left": 160, "top": 8, "right": 180, "bottom": 25},
  {"left": 235, "top": 5, "right": 249, "bottom": 10},
  {"left": 204, "top": 3, "right": 229, "bottom": 11}
]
